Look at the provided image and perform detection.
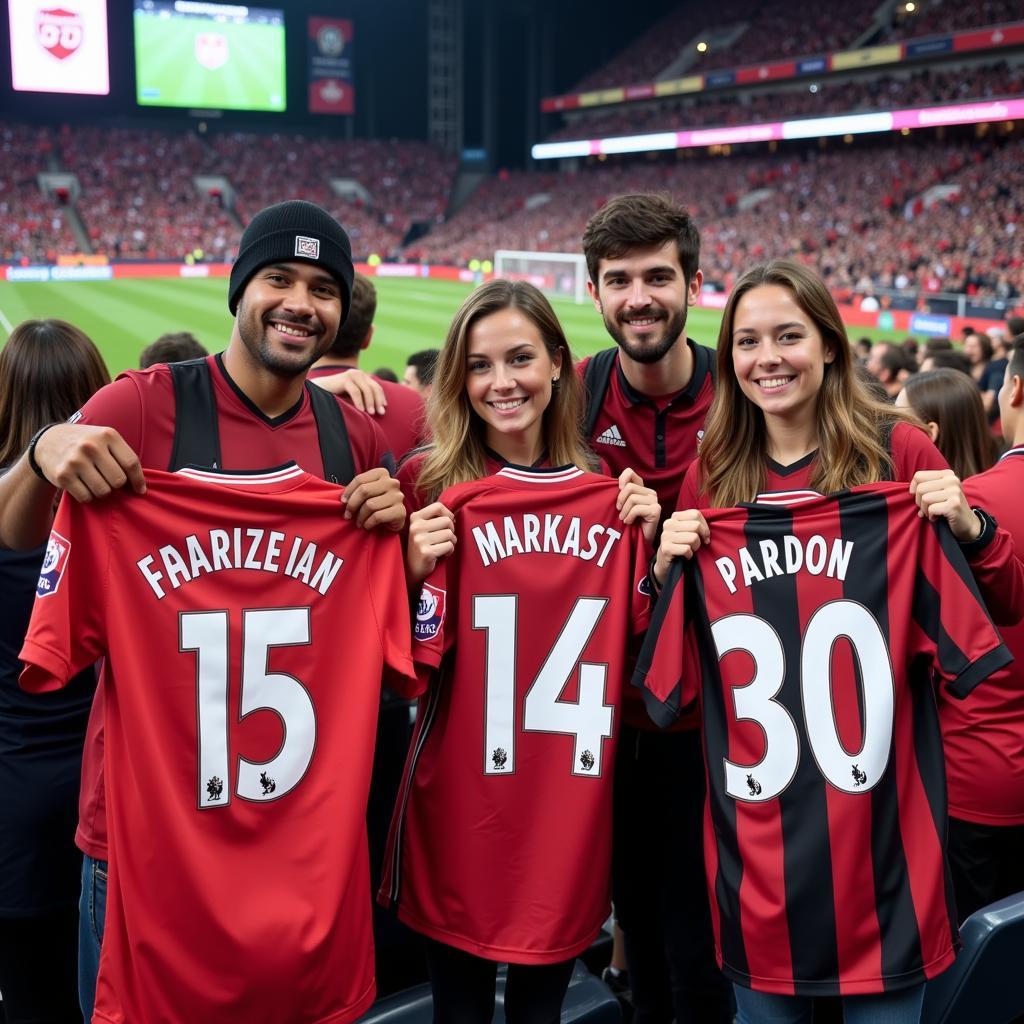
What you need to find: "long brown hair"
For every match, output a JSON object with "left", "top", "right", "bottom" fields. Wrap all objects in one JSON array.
[
  {"left": 901, "top": 369, "right": 997, "bottom": 478},
  {"left": 0, "top": 319, "right": 110, "bottom": 466},
  {"left": 699, "top": 260, "right": 920, "bottom": 506},
  {"left": 415, "top": 280, "right": 593, "bottom": 504}
]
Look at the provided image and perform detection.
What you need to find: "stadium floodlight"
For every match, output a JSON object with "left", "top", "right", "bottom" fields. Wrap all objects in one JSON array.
[{"left": 494, "top": 251, "right": 589, "bottom": 305}]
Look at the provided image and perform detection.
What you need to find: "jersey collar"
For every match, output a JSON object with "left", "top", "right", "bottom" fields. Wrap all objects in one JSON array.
[
  {"left": 615, "top": 338, "right": 711, "bottom": 408},
  {"left": 215, "top": 353, "right": 306, "bottom": 428}
]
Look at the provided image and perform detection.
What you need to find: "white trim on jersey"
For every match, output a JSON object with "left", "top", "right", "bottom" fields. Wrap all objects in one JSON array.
[
  {"left": 175, "top": 463, "right": 305, "bottom": 485},
  {"left": 999, "top": 446, "right": 1024, "bottom": 461},
  {"left": 497, "top": 466, "right": 585, "bottom": 484},
  {"left": 752, "top": 489, "right": 825, "bottom": 506}
]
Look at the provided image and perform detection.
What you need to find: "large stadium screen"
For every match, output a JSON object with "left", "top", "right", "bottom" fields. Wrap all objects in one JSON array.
[
  {"left": 133, "top": 1, "right": 285, "bottom": 112},
  {"left": 9, "top": 0, "right": 111, "bottom": 95}
]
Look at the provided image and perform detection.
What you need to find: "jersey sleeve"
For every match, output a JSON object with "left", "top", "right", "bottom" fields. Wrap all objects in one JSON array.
[
  {"left": 630, "top": 526, "right": 653, "bottom": 636},
  {"left": 364, "top": 532, "right": 420, "bottom": 698},
  {"left": 630, "top": 559, "right": 698, "bottom": 726},
  {"left": 19, "top": 495, "right": 111, "bottom": 693},
  {"left": 75, "top": 374, "right": 146, "bottom": 453},
  {"left": 674, "top": 458, "right": 705, "bottom": 514},
  {"left": 913, "top": 519, "right": 1013, "bottom": 698},
  {"left": 411, "top": 549, "right": 456, "bottom": 681}
]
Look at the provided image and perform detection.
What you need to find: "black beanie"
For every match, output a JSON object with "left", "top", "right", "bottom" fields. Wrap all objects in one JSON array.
[{"left": 228, "top": 200, "right": 354, "bottom": 324}]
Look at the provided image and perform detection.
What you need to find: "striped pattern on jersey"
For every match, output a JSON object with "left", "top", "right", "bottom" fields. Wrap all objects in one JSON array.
[{"left": 634, "top": 483, "right": 1011, "bottom": 996}]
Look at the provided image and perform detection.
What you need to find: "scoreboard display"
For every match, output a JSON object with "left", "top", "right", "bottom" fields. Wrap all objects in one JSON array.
[{"left": 133, "top": 0, "right": 286, "bottom": 112}]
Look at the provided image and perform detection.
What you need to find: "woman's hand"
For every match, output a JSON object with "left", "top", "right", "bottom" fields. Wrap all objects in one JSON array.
[
  {"left": 616, "top": 468, "right": 661, "bottom": 546},
  {"left": 909, "top": 469, "right": 981, "bottom": 542},
  {"left": 407, "top": 502, "right": 456, "bottom": 583},
  {"left": 654, "top": 508, "right": 710, "bottom": 586}
]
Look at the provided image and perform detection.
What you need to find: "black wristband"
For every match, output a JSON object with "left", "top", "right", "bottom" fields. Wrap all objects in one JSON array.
[
  {"left": 26, "top": 423, "right": 56, "bottom": 482},
  {"left": 959, "top": 506, "right": 997, "bottom": 556}
]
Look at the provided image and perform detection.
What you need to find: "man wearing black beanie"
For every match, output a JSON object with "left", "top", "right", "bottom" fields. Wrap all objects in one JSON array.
[{"left": 0, "top": 199, "right": 406, "bottom": 1020}]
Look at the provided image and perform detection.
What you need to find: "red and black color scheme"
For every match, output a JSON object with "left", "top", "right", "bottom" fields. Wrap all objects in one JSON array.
[{"left": 634, "top": 483, "right": 1011, "bottom": 996}]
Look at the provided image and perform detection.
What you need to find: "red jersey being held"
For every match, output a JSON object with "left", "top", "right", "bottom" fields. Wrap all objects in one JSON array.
[
  {"left": 380, "top": 465, "right": 650, "bottom": 963},
  {"left": 21, "top": 466, "right": 415, "bottom": 1024}
]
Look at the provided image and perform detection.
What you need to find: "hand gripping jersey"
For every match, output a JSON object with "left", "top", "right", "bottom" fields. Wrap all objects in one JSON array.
[
  {"left": 379, "top": 465, "right": 651, "bottom": 963},
  {"left": 20, "top": 465, "right": 416, "bottom": 1024},
  {"left": 633, "top": 484, "right": 1012, "bottom": 997}
]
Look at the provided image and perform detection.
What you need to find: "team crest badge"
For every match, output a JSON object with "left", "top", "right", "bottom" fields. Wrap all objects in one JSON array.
[
  {"left": 37, "top": 7, "right": 83, "bottom": 61},
  {"left": 316, "top": 24, "right": 344, "bottom": 57},
  {"left": 294, "top": 235, "right": 320, "bottom": 259},
  {"left": 36, "top": 530, "right": 71, "bottom": 597},
  {"left": 637, "top": 576, "right": 653, "bottom": 597},
  {"left": 194, "top": 32, "right": 228, "bottom": 71},
  {"left": 414, "top": 583, "right": 445, "bottom": 642}
]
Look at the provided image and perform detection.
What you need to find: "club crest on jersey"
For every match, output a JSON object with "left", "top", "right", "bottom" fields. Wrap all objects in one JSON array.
[
  {"left": 260, "top": 771, "right": 277, "bottom": 795},
  {"left": 637, "top": 575, "right": 653, "bottom": 597},
  {"left": 36, "top": 530, "right": 71, "bottom": 598},
  {"left": 206, "top": 776, "right": 224, "bottom": 801},
  {"left": 851, "top": 764, "right": 868, "bottom": 787},
  {"left": 415, "top": 583, "right": 446, "bottom": 641},
  {"left": 37, "top": 7, "right": 83, "bottom": 61},
  {"left": 746, "top": 773, "right": 762, "bottom": 796},
  {"left": 492, "top": 747, "right": 508, "bottom": 770},
  {"left": 295, "top": 235, "right": 321, "bottom": 260},
  {"left": 580, "top": 750, "right": 596, "bottom": 772}
]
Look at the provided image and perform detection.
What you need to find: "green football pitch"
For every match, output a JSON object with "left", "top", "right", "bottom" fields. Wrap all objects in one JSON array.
[
  {"left": 134, "top": 13, "right": 285, "bottom": 112},
  {"left": 0, "top": 276, "right": 909, "bottom": 378}
]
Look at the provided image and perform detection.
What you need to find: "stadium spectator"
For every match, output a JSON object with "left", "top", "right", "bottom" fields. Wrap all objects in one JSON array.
[
  {"left": 375, "top": 367, "right": 399, "bottom": 383},
  {"left": 942, "top": 334, "right": 1024, "bottom": 923},
  {"left": 920, "top": 336, "right": 954, "bottom": 364},
  {"left": 139, "top": 331, "right": 209, "bottom": 369},
  {"left": 0, "top": 320, "right": 108, "bottom": 1024},
  {"left": 579, "top": 193, "right": 731, "bottom": 1024},
  {"left": 387, "top": 278, "right": 659, "bottom": 1022},
  {"left": 897, "top": 368, "right": 999, "bottom": 477},
  {"left": 921, "top": 349, "right": 973, "bottom": 375},
  {"left": 854, "top": 337, "right": 873, "bottom": 364},
  {"left": 651, "top": 259, "right": 1017, "bottom": 1023},
  {"left": 309, "top": 273, "right": 426, "bottom": 461},
  {"left": 0, "top": 201, "right": 406, "bottom": 1021},
  {"left": 965, "top": 332, "right": 995, "bottom": 401},
  {"left": 404, "top": 349, "right": 440, "bottom": 399}
]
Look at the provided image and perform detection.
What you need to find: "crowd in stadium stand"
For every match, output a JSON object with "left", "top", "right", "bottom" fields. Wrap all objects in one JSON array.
[
  {"left": 564, "top": 0, "right": 1018, "bottom": 97},
  {"left": 0, "top": 122, "right": 78, "bottom": 264},
  {"left": 549, "top": 61, "right": 1024, "bottom": 141},
  {"left": 403, "top": 136, "right": 1023, "bottom": 306}
]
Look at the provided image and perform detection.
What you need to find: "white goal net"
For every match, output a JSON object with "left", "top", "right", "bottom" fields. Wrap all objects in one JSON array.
[{"left": 493, "top": 250, "right": 589, "bottom": 304}]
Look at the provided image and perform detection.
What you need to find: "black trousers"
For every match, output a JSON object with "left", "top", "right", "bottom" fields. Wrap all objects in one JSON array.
[
  {"left": 0, "top": 907, "right": 81, "bottom": 1023},
  {"left": 948, "top": 816, "right": 1024, "bottom": 924},
  {"left": 612, "top": 725, "right": 733, "bottom": 1024},
  {"left": 424, "top": 938, "right": 575, "bottom": 1024}
]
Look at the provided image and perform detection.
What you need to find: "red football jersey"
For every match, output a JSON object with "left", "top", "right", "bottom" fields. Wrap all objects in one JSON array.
[
  {"left": 634, "top": 484, "right": 1011, "bottom": 996},
  {"left": 945, "top": 446, "right": 1024, "bottom": 824},
  {"left": 380, "top": 465, "right": 650, "bottom": 963},
  {"left": 72, "top": 353, "right": 394, "bottom": 863},
  {"left": 20, "top": 465, "right": 415, "bottom": 1024}
]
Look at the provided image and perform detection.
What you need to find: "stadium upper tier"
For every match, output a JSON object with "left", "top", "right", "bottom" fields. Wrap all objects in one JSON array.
[
  {"left": 548, "top": 61, "right": 1023, "bottom": 142},
  {"left": 565, "top": 0, "right": 1017, "bottom": 96},
  {"left": 402, "top": 137, "right": 1023, "bottom": 306}
]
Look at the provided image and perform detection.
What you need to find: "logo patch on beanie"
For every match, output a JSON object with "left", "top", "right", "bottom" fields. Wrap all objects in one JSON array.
[{"left": 295, "top": 235, "right": 320, "bottom": 259}]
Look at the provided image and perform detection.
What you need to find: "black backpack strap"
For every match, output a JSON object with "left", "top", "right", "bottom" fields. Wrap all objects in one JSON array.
[
  {"left": 168, "top": 358, "right": 221, "bottom": 471},
  {"left": 582, "top": 348, "right": 619, "bottom": 441},
  {"left": 306, "top": 381, "right": 356, "bottom": 485}
]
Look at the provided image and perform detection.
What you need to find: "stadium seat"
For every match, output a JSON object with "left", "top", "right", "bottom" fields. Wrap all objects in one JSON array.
[
  {"left": 359, "top": 960, "right": 622, "bottom": 1023},
  {"left": 920, "top": 891, "right": 1024, "bottom": 1024}
]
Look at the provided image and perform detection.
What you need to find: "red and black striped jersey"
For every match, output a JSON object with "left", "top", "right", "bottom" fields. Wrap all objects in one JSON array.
[
  {"left": 634, "top": 483, "right": 1011, "bottom": 996},
  {"left": 380, "top": 465, "right": 650, "bottom": 963}
]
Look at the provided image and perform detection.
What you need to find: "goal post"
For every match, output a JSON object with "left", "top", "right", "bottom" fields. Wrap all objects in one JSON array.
[{"left": 493, "top": 250, "right": 589, "bottom": 304}]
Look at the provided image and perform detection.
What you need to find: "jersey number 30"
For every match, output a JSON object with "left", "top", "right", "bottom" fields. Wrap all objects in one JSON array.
[
  {"left": 473, "top": 594, "right": 614, "bottom": 777},
  {"left": 181, "top": 608, "right": 315, "bottom": 809}
]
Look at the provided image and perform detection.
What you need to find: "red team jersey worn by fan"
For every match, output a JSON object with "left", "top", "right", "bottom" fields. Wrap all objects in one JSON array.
[
  {"left": 944, "top": 445, "right": 1024, "bottom": 824},
  {"left": 380, "top": 466, "right": 651, "bottom": 963},
  {"left": 634, "top": 484, "right": 1011, "bottom": 996},
  {"left": 20, "top": 466, "right": 415, "bottom": 1024}
]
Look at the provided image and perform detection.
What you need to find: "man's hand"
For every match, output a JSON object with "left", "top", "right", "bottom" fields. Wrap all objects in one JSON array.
[
  {"left": 909, "top": 469, "right": 980, "bottom": 542},
  {"left": 35, "top": 424, "right": 146, "bottom": 502},
  {"left": 342, "top": 468, "right": 406, "bottom": 531},
  {"left": 312, "top": 369, "right": 387, "bottom": 416},
  {"left": 654, "top": 508, "right": 710, "bottom": 585}
]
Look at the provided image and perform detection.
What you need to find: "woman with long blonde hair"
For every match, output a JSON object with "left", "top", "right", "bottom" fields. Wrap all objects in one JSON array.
[
  {"left": 647, "top": 261, "right": 1016, "bottom": 1024},
  {"left": 388, "top": 279, "right": 660, "bottom": 1022}
]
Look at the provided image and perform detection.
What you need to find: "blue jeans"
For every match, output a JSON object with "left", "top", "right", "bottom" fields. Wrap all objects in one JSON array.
[
  {"left": 734, "top": 984, "right": 925, "bottom": 1024},
  {"left": 78, "top": 854, "right": 107, "bottom": 1021}
]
